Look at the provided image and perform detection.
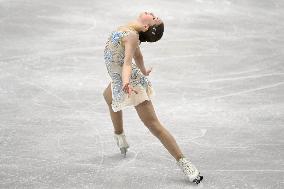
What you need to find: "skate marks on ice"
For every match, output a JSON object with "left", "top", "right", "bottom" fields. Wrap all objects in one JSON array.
[
  {"left": 197, "top": 73, "right": 284, "bottom": 84},
  {"left": 103, "top": 137, "right": 175, "bottom": 170},
  {"left": 199, "top": 81, "right": 284, "bottom": 100},
  {"left": 1, "top": 0, "right": 283, "bottom": 188},
  {"left": 205, "top": 169, "right": 284, "bottom": 172},
  {"left": 0, "top": 60, "right": 105, "bottom": 186}
]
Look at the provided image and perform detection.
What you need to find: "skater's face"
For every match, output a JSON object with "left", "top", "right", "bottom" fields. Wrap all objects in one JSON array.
[{"left": 138, "top": 11, "right": 163, "bottom": 29}]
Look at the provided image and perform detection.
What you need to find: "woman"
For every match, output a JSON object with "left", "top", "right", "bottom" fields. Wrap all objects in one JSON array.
[{"left": 103, "top": 11, "right": 203, "bottom": 184}]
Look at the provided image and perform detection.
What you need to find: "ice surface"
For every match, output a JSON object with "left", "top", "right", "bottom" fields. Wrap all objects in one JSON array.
[{"left": 0, "top": 0, "right": 283, "bottom": 188}]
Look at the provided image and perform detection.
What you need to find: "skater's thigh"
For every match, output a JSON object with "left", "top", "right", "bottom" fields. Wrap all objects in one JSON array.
[
  {"left": 103, "top": 82, "right": 112, "bottom": 105},
  {"left": 134, "top": 100, "right": 159, "bottom": 126}
]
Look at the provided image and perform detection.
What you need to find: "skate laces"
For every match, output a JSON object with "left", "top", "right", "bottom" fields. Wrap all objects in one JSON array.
[{"left": 177, "top": 158, "right": 195, "bottom": 175}]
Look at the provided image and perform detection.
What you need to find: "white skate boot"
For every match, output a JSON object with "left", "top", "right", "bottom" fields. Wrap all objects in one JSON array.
[
  {"left": 177, "top": 157, "right": 203, "bottom": 184},
  {"left": 113, "top": 131, "right": 129, "bottom": 157}
]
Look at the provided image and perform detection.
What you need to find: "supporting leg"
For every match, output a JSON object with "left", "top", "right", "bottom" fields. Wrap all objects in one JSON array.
[{"left": 103, "top": 82, "right": 124, "bottom": 135}]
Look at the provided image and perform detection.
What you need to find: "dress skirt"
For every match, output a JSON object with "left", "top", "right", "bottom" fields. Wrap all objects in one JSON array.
[
  {"left": 108, "top": 63, "right": 156, "bottom": 112},
  {"left": 110, "top": 79, "right": 155, "bottom": 112}
]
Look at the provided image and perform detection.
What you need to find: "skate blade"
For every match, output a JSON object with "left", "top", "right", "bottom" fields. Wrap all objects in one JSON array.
[
  {"left": 120, "top": 147, "right": 127, "bottom": 157},
  {"left": 193, "top": 175, "right": 203, "bottom": 184}
]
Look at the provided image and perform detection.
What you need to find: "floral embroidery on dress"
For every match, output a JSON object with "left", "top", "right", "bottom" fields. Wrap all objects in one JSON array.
[
  {"left": 104, "top": 50, "right": 113, "bottom": 63},
  {"left": 140, "top": 76, "right": 149, "bottom": 88},
  {"left": 131, "top": 68, "right": 140, "bottom": 80},
  {"left": 104, "top": 50, "right": 113, "bottom": 73},
  {"left": 116, "top": 51, "right": 125, "bottom": 66},
  {"left": 112, "top": 72, "right": 124, "bottom": 101},
  {"left": 111, "top": 31, "right": 123, "bottom": 45}
]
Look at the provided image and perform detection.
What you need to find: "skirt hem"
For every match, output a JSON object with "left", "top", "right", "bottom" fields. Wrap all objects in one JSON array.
[{"left": 111, "top": 83, "right": 155, "bottom": 112}]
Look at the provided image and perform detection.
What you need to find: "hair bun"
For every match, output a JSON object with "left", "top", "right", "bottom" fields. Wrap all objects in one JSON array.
[{"left": 139, "top": 23, "right": 164, "bottom": 42}]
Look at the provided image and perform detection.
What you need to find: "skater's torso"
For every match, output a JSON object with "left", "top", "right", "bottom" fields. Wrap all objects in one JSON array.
[{"left": 104, "top": 26, "right": 139, "bottom": 69}]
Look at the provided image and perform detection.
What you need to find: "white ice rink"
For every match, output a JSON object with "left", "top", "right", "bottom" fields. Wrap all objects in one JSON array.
[{"left": 0, "top": 0, "right": 283, "bottom": 188}]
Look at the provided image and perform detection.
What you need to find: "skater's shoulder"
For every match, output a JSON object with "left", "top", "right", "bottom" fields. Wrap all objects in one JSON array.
[{"left": 119, "top": 29, "right": 140, "bottom": 47}]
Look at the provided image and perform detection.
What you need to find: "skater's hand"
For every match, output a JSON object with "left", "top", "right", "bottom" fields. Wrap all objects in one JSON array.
[
  {"left": 144, "top": 66, "right": 153, "bottom": 76},
  {"left": 122, "top": 82, "right": 138, "bottom": 98}
]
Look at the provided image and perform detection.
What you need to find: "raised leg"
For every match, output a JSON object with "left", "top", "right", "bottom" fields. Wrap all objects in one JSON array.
[
  {"left": 103, "top": 82, "right": 123, "bottom": 135},
  {"left": 134, "top": 100, "right": 185, "bottom": 161}
]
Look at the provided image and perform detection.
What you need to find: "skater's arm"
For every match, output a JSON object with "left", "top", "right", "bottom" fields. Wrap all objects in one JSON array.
[
  {"left": 134, "top": 46, "right": 147, "bottom": 75},
  {"left": 122, "top": 32, "right": 139, "bottom": 86}
]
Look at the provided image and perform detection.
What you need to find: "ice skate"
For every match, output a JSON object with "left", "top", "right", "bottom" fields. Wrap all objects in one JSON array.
[
  {"left": 177, "top": 157, "right": 203, "bottom": 184},
  {"left": 113, "top": 131, "right": 129, "bottom": 157}
]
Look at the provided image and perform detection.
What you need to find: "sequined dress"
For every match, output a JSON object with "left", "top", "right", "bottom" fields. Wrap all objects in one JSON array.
[{"left": 104, "top": 27, "right": 155, "bottom": 112}]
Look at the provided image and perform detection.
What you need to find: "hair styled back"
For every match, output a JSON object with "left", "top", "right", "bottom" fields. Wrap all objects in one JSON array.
[{"left": 138, "top": 23, "right": 164, "bottom": 43}]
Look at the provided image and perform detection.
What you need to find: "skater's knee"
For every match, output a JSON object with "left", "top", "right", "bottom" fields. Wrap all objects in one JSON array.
[
  {"left": 144, "top": 120, "right": 163, "bottom": 136},
  {"left": 102, "top": 90, "right": 107, "bottom": 99},
  {"left": 103, "top": 92, "right": 108, "bottom": 104},
  {"left": 142, "top": 118, "right": 157, "bottom": 128},
  {"left": 103, "top": 89, "right": 112, "bottom": 105}
]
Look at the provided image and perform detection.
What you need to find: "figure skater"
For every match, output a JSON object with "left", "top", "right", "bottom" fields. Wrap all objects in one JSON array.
[{"left": 103, "top": 11, "right": 203, "bottom": 184}]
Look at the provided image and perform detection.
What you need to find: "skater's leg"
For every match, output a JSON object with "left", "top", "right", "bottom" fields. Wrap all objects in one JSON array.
[
  {"left": 134, "top": 100, "right": 185, "bottom": 161},
  {"left": 103, "top": 82, "right": 123, "bottom": 135},
  {"left": 135, "top": 100, "right": 204, "bottom": 184}
]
